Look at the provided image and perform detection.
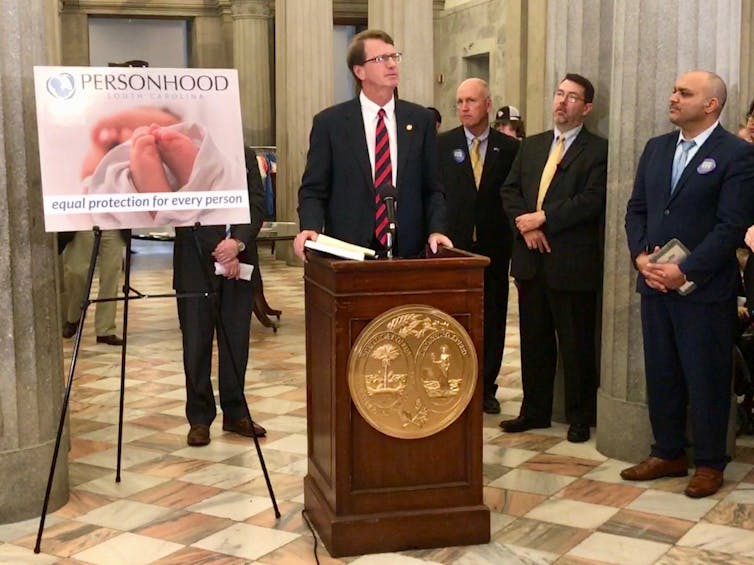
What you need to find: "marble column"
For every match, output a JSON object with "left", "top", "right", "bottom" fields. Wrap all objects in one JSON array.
[
  {"left": 740, "top": 0, "right": 754, "bottom": 120},
  {"left": 544, "top": 0, "right": 614, "bottom": 136},
  {"left": 274, "top": 0, "right": 333, "bottom": 259},
  {"left": 0, "top": 0, "right": 68, "bottom": 523},
  {"left": 191, "top": 16, "right": 231, "bottom": 68},
  {"left": 524, "top": 0, "right": 548, "bottom": 135},
  {"left": 597, "top": 0, "right": 742, "bottom": 463},
  {"left": 232, "top": 0, "right": 274, "bottom": 146},
  {"left": 368, "top": 0, "right": 434, "bottom": 106},
  {"left": 59, "top": 10, "right": 88, "bottom": 66}
]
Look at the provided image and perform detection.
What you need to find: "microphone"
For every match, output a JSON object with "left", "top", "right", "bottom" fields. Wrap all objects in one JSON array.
[{"left": 377, "top": 183, "right": 398, "bottom": 232}]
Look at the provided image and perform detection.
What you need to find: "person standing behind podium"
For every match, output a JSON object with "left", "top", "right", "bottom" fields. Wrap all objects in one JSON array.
[
  {"left": 438, "top": 78, "right": 519, "bottom": 414},
  {"left": 174, "top": 146, "right": 267, "bottom": 447},
  {"left": 622, "top": 71, "right": 754, "bottom": 497},
  {"left": 500, "top": 73, "right": 608, "bottom": 443},
  {"left": 294, "top": 29, "right": 452, "bottom": 260}
]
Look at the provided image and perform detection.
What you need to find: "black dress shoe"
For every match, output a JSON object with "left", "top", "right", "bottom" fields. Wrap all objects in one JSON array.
[
  {"left": 567, "top": 423, "right": 590, "bottom": 443},
  {"left": 97, "top": 335, "right": 123, "bottom": 346},
  {"left": 483, "top": 395, "right": 501, "bottom": 414},
  {"left": 499, "top": 416, "right": 550, "bottom": 433},
  {"left": 62, "top": 321, "right": 78, "bottom": 339},
  {"left": 222, "top": 416, "right": 267, "bottom": 438}
]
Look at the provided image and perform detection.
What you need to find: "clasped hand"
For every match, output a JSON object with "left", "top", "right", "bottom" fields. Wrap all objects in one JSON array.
[
  {"left": 515, "top": 212, "right": 550, "bottom": 253},
  {"left": 213, "top": 238, "right": 240, "bottom": 279},
  {"left": 635, "top": 248, "right": 686, "bottom": 292}
]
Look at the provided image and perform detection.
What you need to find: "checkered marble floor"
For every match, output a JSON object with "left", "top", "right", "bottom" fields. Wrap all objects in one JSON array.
[{"left": 3, "top": 241, "right": 754, "bottom": 564}]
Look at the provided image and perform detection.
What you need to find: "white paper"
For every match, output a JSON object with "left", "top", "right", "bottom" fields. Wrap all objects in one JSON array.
[{"left": 214, "top": 261, "right": 254, "bottom": 281}]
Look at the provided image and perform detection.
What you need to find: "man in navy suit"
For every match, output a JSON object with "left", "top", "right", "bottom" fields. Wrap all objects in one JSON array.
[
  {"left": 623, "top": 70, "right": 754, "bottom": 497},
  {"left": 500, "top": 73, "right": 608, "bottom": 443},
  {"left": 438, "top": 78, "right": 519, "bottom": 414},
  {"left": 294, "top": 29, "right": 451, "bottom": 260}
]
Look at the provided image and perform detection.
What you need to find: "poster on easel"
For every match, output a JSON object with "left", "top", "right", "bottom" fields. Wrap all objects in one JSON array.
[{"left": 33, "top": 66, "right": 251, "bottom": 232}]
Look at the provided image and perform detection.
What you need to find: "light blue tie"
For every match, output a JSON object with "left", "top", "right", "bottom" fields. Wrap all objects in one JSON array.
[{"left": 670, "top": 139, "right": 695, "bottom": 193}]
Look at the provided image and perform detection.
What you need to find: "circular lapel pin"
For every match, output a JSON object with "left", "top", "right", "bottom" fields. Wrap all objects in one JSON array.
[{"left": 453, "top": 149, "right": 465, "bottom": 163}]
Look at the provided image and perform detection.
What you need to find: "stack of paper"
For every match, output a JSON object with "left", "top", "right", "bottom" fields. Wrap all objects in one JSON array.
[{"left": 304, "top": 234, "right": 377, "bottom": 261}]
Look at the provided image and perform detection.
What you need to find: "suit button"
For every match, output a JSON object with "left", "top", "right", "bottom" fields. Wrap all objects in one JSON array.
[{"left": 663, "top": 209, "right": 670, "bottom": 216}]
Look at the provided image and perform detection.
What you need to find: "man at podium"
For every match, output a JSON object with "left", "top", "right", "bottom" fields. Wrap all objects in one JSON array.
[{"left": 294, "top": 29, "right": 452, "bottom": 260}]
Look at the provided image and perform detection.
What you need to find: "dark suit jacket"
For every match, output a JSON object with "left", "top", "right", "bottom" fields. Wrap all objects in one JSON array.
[
  {"left": 501, "top": 126, "right": 608, "bottom": 291},
  {"left": 173, "top": 147, "right": 267, "bottom": 292},
  {"left": 298, "top": 97, "right": 447, "bottom": 258},
  {"left": 437, "top": 126, "right": 519, "bottom": 262},
  {"left": 625, "top": 125, "right": 754, "bottom": 302}
]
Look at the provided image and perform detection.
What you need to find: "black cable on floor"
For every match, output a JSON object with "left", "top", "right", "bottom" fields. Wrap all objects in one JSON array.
[{"left": 301, "top": 508, "right": 321, "bottom": 565}]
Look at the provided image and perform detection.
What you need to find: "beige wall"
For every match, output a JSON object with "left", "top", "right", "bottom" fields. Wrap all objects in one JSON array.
[
  {"left": 59, "top": 0, "right": 232, "bottom": 67},
  {"left": 432, "top": 0, "right": 547, "bottom": 135}
]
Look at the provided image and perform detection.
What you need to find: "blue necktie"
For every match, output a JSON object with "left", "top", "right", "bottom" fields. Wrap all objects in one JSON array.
[{"left": 671, "top": 139, "right": 695, "bottom": 193}]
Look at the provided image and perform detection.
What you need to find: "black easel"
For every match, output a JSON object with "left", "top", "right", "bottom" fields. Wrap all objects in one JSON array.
[
  {"left": 187, "top": 223, "right": 279, "bottom": 518},
  {"left": 35, "top": 226, "right": 103, "bottom": 553},
  {"left": 35, "top": 226, "right": 279, "bottom": 553}
]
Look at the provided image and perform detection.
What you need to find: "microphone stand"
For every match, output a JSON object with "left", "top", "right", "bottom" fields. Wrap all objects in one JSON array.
[{"left": 386, "top": 222, "right": 396, "bottom": 259}]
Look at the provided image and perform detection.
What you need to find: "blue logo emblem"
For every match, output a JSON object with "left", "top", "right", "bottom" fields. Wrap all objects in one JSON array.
[
  {"left": 46, "top": 73, "right": 75, "bottom": 100},
  {"left": 697, "top": 158, "right": 716, "bottom": 174},
  {"left": 452, "top": 148, "right": 465, "bottom": 163}
]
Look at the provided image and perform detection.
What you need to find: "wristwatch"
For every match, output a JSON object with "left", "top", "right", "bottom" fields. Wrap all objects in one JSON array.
[{"left": 235, "top": 239, "right": 246, "bottom": 253}]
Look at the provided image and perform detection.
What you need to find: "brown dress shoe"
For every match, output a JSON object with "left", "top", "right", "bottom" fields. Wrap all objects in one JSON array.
[
  {"left": 684, "top": 467, "right": 723, "bottom": 498},
  {"left": 222, "top": 416, "right": 266, "bottom": 438},
  {"left": 187, "top": 424, "right": 210, "bottom": 446},
  {"left": 620, "top": 455, "right": 688, "bottom": 481}
]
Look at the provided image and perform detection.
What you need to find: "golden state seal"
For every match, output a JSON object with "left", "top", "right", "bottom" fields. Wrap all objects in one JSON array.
[{"left": 347, "top": 305, "right": 478, "bottom": 439}]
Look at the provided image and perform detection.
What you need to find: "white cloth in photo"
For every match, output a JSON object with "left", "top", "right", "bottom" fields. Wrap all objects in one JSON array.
[{"left": 86, "top": 122, "right": 245, "bottom": 228}]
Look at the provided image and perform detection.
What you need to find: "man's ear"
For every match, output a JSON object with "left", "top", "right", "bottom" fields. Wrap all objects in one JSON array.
[{"left": 704, "top": 97, "right": 720, "bottom": 115}]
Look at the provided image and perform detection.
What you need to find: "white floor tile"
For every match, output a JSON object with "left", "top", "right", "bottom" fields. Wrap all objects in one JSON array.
[
  {"left": 0, "top": 543, "right": 58, "bottom": 564},
  {"left": 568, "top": 531, "right": 670, "bottom": 565},
  {"left": 72, "top": 532, "right": 183, "bottom": 565},
  {"left": 677, "top": 522, "right": 754, "bottom": 555},
  {"left": 192, "top": 522, "right": 298, "bottom": 561},
  {"left": 488, "top": 468, "right": 575, "bottom": 495},
  {"left": 627, "top": 489, "right": 717, "bottom": 521},
  {"left": 249, "top": 398, "right": 306, "bottom": 415},
  {"left": 186, "top": 490, "right": 272, "bottom": 521},
  {"left": 73, "top": 446, "right": 163, "bottom": 470},
  {"left": 483, "top": 445, "right": 538, "bottom": 467},
  {"left": 180, "top": 462, "right": 263, "bottom": 489},
  {"left": 77, "top": 499, "right": 175, "bottom": 530},
  {"left": 76, "top": 470, "right": 170, "bottom": 498},
  {"left": 263, "top": 433, "right": 308, "bottom": 454},
  {"left": 525, "top": 498, "right": 619, "bottom": 529}
]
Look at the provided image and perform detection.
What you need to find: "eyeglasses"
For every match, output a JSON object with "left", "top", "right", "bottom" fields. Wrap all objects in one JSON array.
[
  {"left": 362, "top": 53, "right": 403, "bottom": 65},
  {"left": 747, "top": 113, "right": 754, "bottom": 122},
  {"left": 554, "top": 89, "right": 585, "bottom": 103}
]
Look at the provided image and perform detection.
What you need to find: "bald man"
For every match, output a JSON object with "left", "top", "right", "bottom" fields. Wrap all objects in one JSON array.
[
  {"left": 624, "top": 70, "right": 754, "bottom": 497},
  {"left": 437, "top": 78, "right": 519, "bottom": 414}
]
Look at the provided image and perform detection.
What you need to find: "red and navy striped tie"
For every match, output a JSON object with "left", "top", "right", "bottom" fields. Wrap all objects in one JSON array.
[{"left": 374, "top": 108, "right": 391, "bottom": 246}]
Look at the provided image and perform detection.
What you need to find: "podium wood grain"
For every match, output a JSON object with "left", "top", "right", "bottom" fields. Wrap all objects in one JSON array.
[{"left": 303, "top": 248, "right": 491, "bottom": 556}]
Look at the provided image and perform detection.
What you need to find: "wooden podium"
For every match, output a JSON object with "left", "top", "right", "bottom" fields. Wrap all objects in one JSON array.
[{"left": 303, "top": 247, "right": 491, "bottom": 557}]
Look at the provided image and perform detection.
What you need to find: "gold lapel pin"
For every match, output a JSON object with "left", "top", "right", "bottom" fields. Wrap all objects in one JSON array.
[{"left": 406, "top": 124, "right": 413, "bottom": 131}]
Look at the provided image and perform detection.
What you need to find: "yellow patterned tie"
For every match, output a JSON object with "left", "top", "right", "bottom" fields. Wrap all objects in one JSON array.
[
  {"left": 470, "top": 137, "right": 482, "bottom": 189},
  {"left": 536, "top": 135, "right": 565, "bottom": 210}
]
